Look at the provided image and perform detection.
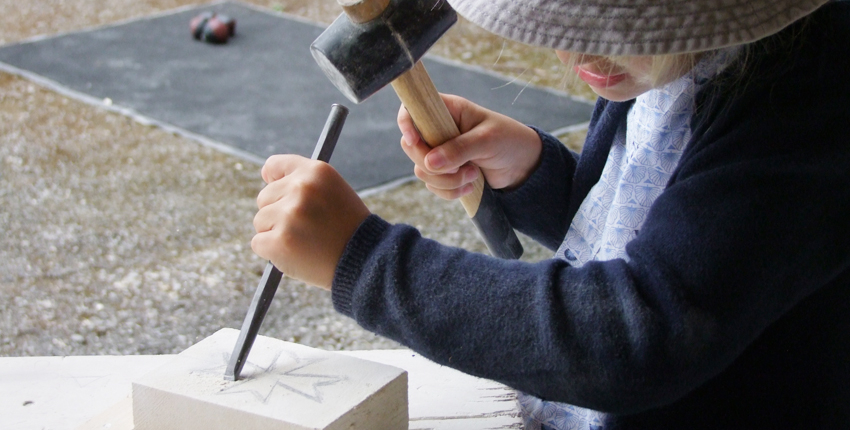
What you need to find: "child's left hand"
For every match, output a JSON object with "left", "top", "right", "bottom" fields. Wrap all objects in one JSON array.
[{"left": 251, "top": 154, "right": 371, "bottom": 290}]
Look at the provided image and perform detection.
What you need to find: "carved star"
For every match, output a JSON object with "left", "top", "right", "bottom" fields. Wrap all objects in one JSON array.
[{"left": 196, "top": 350, "right": 346, "bottom": 404}]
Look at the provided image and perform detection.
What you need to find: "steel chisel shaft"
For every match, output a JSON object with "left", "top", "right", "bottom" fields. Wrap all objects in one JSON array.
[{"left": 225, "top": 103, "right": 349, "bottom": 381}]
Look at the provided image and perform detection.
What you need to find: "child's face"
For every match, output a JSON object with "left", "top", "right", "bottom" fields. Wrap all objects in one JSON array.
[{"left": 556, "top": 51, "right": 689, "bottom": 101}]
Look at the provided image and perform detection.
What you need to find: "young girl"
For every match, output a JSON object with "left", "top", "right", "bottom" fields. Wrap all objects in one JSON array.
[{"left": 251, "top": 0, "right": 849, "bottom": 428}]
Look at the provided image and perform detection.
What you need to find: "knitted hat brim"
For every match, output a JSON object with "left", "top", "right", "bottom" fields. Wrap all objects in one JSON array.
[{"left": 446, "top": 0, "right": 830, "bottom": 56}]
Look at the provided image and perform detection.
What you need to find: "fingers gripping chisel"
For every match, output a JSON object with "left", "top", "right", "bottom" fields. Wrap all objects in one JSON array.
[{"left": 225, "top": 103, "right": 349, "bottom": 381}]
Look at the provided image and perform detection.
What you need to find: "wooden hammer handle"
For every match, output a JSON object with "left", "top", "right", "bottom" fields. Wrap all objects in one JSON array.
[
  {"left": 338, "top": 0, "right": 390, "bottom": 23},
  {"left": 391, "top": 61, "right": 485, "bottom": 217},
  {"left": 391, "top": 61, "right": 523, "bottom": 259}
]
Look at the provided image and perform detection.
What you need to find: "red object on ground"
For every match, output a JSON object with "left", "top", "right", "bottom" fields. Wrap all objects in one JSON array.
[
  {"left": 216, "top": 14, "right": 236, "bottom": 36},
  {"left": 189, "top": 12, "right": 237, "bottom": 44},
  {"left": 202, "top": 17, "right": 231, "bottom": 44}
]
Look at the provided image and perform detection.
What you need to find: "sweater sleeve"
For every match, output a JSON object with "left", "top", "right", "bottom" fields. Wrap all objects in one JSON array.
[
  {"left": 331, "top": 128, "right": 850, "bottom": 415},
  {"left": 331, "top": 4, "right": 850, "bottom": 415},
  {"left": 490, "top": 127, "right": 578, "bottom": 251}
]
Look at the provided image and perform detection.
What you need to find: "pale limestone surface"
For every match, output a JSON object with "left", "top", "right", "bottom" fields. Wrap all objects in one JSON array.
[{"left": 132, "top": 328, "right": 408, "bottom": 430}]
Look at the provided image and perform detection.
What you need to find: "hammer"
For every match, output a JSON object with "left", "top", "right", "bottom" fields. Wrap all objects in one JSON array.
[{"left": 311, "top": 0, "right": 523, "bottom": 260}]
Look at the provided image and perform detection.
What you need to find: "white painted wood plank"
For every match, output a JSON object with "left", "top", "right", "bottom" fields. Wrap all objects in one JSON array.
[
  {"left": 0, "top": 355, "right": 172, "bottom": 430},
  {"left": 77, "top": 396, "right": 134, "bottom": 430}
]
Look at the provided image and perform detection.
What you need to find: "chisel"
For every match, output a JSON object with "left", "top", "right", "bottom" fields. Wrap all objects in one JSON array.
[{"left": 225, "top": 103, "right": 349, "bottom": 381}]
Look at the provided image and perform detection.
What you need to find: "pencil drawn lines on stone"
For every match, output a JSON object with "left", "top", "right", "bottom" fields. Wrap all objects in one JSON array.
[{"left": 197, "top": 350, "right": 346, "bottom": 404}]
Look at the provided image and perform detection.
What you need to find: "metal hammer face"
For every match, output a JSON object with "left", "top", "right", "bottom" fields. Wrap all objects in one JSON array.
[{"left": 310, "top": 0, "right": 457, "bottom": 103}]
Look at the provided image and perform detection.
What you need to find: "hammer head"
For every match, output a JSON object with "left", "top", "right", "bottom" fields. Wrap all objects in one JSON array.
[{"left": 311, "top": 0, "right": 457, "bottom": 103}]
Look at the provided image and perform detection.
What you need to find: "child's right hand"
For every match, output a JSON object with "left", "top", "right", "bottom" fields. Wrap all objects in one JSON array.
[{"left": 398, "top": 94, "right": 543, "bottom": 200}]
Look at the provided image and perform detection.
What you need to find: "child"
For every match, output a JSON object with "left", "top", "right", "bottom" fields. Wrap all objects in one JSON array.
[{"left": 251, "top": 0, "right": 849, "bottom": 428}]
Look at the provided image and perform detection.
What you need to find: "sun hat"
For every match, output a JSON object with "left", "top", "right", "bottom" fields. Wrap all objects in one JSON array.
[{"left": 446, "top": 0, "right": 831, "bottom": 56}]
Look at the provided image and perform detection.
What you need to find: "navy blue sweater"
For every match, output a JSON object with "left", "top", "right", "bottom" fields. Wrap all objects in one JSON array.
[{"left": 332, "top": 3, "right": 850, "bottom": 428}]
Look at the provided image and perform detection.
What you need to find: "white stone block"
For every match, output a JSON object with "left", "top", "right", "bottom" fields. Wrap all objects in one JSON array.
[{"left": 132, "top": 328, "right": 407, "bottom": 430}]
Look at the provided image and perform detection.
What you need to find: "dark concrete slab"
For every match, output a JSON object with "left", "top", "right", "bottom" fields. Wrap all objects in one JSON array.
[{"left": 0, "top": 1, "right": 593, "bottom": 191}]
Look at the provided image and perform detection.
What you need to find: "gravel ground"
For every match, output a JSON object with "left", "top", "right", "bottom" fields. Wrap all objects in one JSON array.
[{"left": 0, "top": 0, "right": 589, "bottom": 357}]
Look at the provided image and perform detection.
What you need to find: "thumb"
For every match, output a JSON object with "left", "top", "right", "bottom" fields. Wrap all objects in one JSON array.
[
  {"left": 423, "top": 132, "right": 478, "bottom": 174},
  {"left": 261, "top": 154, "right": 302, "bottom": 184}
]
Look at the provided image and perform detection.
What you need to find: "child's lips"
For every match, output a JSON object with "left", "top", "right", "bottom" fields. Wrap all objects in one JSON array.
[{"left": 574, "top": 65, "right": 628, "bottom": 88}]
